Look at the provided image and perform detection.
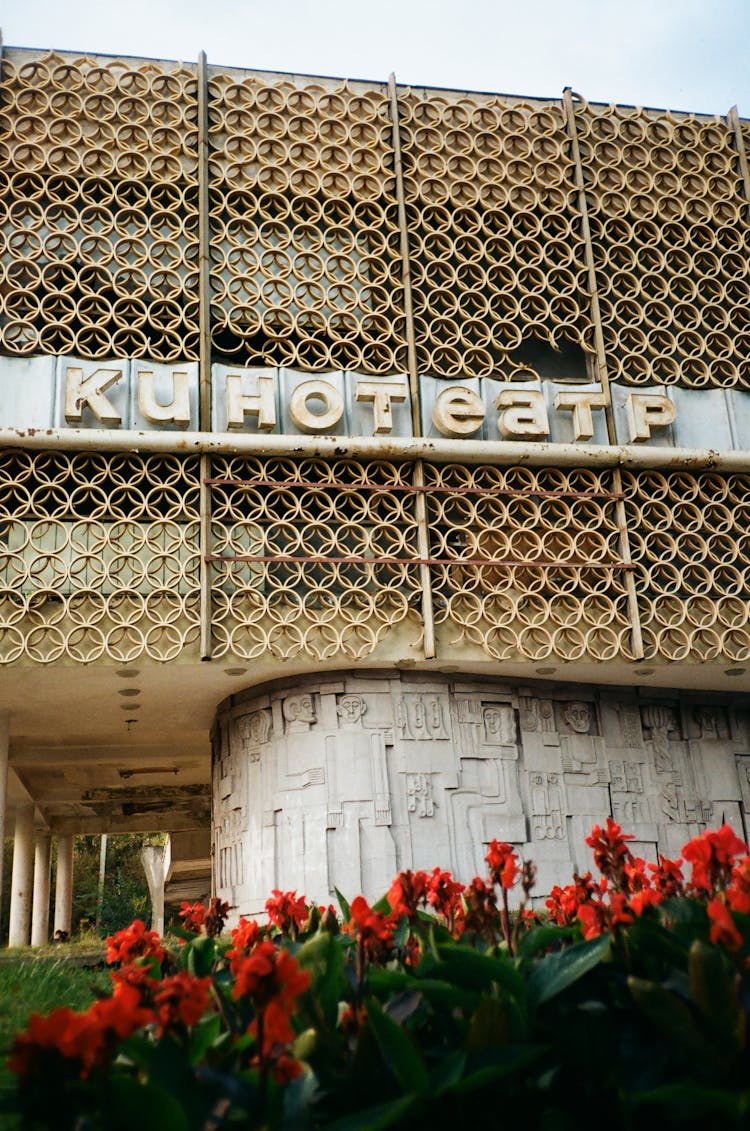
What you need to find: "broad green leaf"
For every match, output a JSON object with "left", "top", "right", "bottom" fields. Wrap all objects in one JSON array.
[
  {"left": 467, "top": 997, "right": 509, "bottom": 1051},
  {"left": 335, "top": 887, "right": 351, "bottom": 924},
  {"left": 517, "top": 924, "right": 578, "bottom": 958},
  {"left": 527, "top": 932, "right": 611, "bottom": 1007},
  {"left": 107, "top": 1076, "right": 190, "bottom": 1131},
  {"left": 688, "top": 940, "right": 745, "bottom": 1051},
  {"left": 366, "top": 999, "right": 429, "bottom": 1096},
  {"left": 627, "top": 976, "right": 720, "bottom": 1062},
  {"left": 325, "top": 1096, "right": 418, "bottom": 1131},
  {"left": 629, "top": 1082, "right": 744, "bottom": 1119},
  {"left": 186, "top": 936, "right": 216, "bottom": 978},
  {"left": 445, "top": 1045, "right": 545, "bottom": 1095},
  {"left": 431, "top": 944, "right": 526, "bottom": 1000},
  {"left": 188, "top": 1012, "right": 222, "bottom": 1064}
]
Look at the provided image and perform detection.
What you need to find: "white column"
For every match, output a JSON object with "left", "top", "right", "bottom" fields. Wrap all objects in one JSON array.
[
  {"left": 140, "top": 845, "right": 165, "bottom": 935},
  {"left": 0, "top": 713, "right": 8, "bottom": 940},
  {"left": 8, "top": 802, "right": 34, "bottom": 947},
  {"left": 31, "top": 832, "right": 51, "bottom": 947},
  {"left": 53, "top": 834, "right": 74, "bottom": 938}
]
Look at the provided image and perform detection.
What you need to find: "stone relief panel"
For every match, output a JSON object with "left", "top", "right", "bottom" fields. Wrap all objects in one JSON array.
[{"left": 212, "top": 674, "right": 749, "bottom": 921}]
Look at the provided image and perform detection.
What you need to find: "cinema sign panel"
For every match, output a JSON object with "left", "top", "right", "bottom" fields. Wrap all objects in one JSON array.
[{"left": 3, "top": 355, "right": 750, "bottom": 450}]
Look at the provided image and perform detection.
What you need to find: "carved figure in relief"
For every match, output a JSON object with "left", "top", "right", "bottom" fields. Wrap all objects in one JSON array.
[
  {"left": 641, "top": 704, "right": 679, "bottom": 773},
  {"left": 530, "top": 772, "right": 564, "bottom": 840},
  {"left": 561, "top": 701, "right": 592, "bottom": 735},
  {"left": 337, "top": 694, "right": 366, "bottom": 725},
  {"left": 399, "top": 695, "right": 449, "bottom": 741},
  {"left": 406, "top": 772, "right": 434, "bottom": 818},
  {"left": 283, "top": 694, "right": 316, "bottom": 733},
  {"left": 693, "top": 706, "right": 723, "bottom": 740},
  {"left": 482, "top": 704, "right": 515, "bottom": 745},
  {"left": 237, "top": 710, "right": 272, "bottom": 762}
]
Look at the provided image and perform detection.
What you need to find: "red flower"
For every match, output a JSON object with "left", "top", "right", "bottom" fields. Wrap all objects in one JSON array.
[
  {"left": 648, "top": 855, "right": 685, "bottom": 898},
  {"left": 682, "top": 825, "right": 747, "bottom": 894},
  {"left": 387, "top": 870, "right": 429, "bottom": 918},
  {"left": 227, "top": 916, "right": 264, "bottom": 977},
  {"left": 485, "top": 840, "right": 520, "bottom": 891},
  {"left": 105, "top": 919, "right": 165, "bottom": 966},
  {"left": 266, "top": 890, "right": 309, "bottom": 937},
  {"left": 345, "top": 896, "right": 395, "bottom": 965},
  {"left": 726, "top": 856, "right": 750, "bottom": 915},
  {"left": 152, "top": 972, "right": 212, "bottom": 1036},
  {"left": 586, "top": 818, "right": 634, "bottom": 889},
  {"left": 179, "top": 902, "right": 206, "bottom": 933},
  {"left": 546, "top": 872, "right": 604, "bottom": 927},
  {"left": 205, "top": 897, "right": 231, "bottom": 938},
  {"left": 425, "top": 868, "right": 464, "bottom": 930},
  {"left": 8, "top": 1008, "right": 86, "bottom": 1079},
  {"left": 455, "top": 877, "right": 500, "bottom": 942},
  {"left": 232, "top": 940, "right": 310, "bottom": 1018},
  {"left": 707, "top": 896, "right": 743, "bottom": 950}
]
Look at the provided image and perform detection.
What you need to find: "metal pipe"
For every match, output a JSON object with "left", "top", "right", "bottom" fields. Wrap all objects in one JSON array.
[
  {"left": 562, "top": 87, "right": 644, "bottom": 659},
  {"left": 1, "top": 427, "right": 748, "bottom": 472}
]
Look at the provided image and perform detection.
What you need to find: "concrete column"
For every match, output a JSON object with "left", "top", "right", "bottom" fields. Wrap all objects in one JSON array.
[
  {"left": 8, "top": 802, "right": 34, "bottom": 947},
  {"left": 141, "top": 844, "right": 165, "bottom": 935},
  {"left": 53, "top": 834, "right": 74, "bottom": 938},
  {"left": 31, "top": 832, "right": 51, "bottom": 947},
  {"left": 0, "top": 713, "right": 8, "bottom": 939}
]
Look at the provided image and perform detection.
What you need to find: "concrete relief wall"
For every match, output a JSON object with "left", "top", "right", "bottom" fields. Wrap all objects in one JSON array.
[{"left": 212, "top": 673, "right": 750, "bottom": 918}]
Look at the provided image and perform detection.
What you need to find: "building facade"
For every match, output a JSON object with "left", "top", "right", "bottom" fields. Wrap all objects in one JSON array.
[{"left": 1, "top": 46, "right": 749, "bottom": 936}]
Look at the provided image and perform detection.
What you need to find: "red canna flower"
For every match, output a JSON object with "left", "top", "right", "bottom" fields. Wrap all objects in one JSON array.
[
  {"left": 648, "top": 855, "right": 685, "bottom": 898},
  {"left": 345, "top": 896, "right": 395, "bottom": 965},
  {"left": 152, "top": 972, "right": 213, "bottom": 1036},
  {"left": 387, "top": 870, "right": 429, "bottom": 919},
  {"left": 455, "top": 876, "right": 500, "bottom": 943},
  {"left": 179, "top": 901, "right": 206, "bottom": 934},
  {"left": 682, "top": 825, "right": 747, "bottom": 894},
  {"left": 205, "top": 897, "right": 231, "bottom": 938},
  {"left": 266, "top": 890, "right": 309, "bottom": 938},
  {"left": 485, "top": 840, "right": 520, "bottom": 891},
  {"left": 425, "top": 868, "right": 464, "bottom": 931},
  {"left": 726, "top": 856, "right": 750, "bottom": 915},
  {"left": 707, "top": 896, "right": 743, "bottom": 950},
  {"left": 105, "top": 919, "right": 166, "bottom": 967},
  {"left": 586, "top": 818, "right": 634, "bottom": 889}
]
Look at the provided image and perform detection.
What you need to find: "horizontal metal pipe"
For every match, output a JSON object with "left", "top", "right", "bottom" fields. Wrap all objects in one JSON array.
[{"left": 0, "top": 427, "right": 749, "bottom": 472}]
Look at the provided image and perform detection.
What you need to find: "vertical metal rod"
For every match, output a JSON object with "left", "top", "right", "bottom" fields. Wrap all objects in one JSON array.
[
  {"left": 199, "top": 452, "right": 213, "bottom": 660},
  {"left": 388, "top": 72, "right": 421, "bottom": 438},
  {"left": 562, "top": 88, "right": 644, "bottom": 660},
  {"left": 388, "top": 73, "right": 436, "bottom": 658},
  {"left": 727, "top": 106, "right": 750, "bottom": 220},
  {"left": 197, "top": 53, "right": 214, "bottom": 660},
  {"left": 197, "top": 50, "right": 212, "bottom": 432}
]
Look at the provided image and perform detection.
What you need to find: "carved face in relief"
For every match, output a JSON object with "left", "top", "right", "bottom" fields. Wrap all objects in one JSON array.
[
  {"left": 237, "top": 709, "right": 272, "bottom": 749},
  {"left": 562, "top": 701, "right": 591, "bottom": 734},
  {"left": 694, "top": 707, "right": 719, "bottom": 739},
  {"left": 338, "top": 694, "right": 366, "bottom": 725},
  {"left": 283, "top": 694, "right": 316, "bottom": 729},
  {"left": 482, "top": 705, "right": 514, "bottom": 744}
]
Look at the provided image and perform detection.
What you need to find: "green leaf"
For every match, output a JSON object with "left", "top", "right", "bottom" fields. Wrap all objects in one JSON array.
[
  {"left": 445, "top": 1045, "right": 545, "bottom": 1095},
  {"left": 296, "top": 931, "right": 345, "bottom": 1029},
  {"left": 688, "top": 940, "right": 745, "bottom": 1051},
  {"left": 188, "top": 1012, "right": 222, "bottom": 1064},
  {"left": 368, "top": 970, "right": 481, "bottom": 1015},
  {"left": 527, "top": 932, "right": 611, "bottom": 1007},
  {"left": 430, "top": 1050, "right": 466, "bottom": 1095},
  {"left": 186, "top": 936, "right": 216, "bottom": 978},
  {"left": 627, "top": 976, "right": 720, "bottom": 1062},
  {"left": 335, "top": 888, "right": 351, "bottom": 924},
  {"left": 430, "top": 944, "right": 526, "bottom": 1000},
  {"left": 107, "top": 1076, "right": 190, "bottom": 1131},
  {"left": 467, "top": 997, "right": 509, "bottom": 1051},
  {"left": 629, "top": 1083, "right": 744, "bottom": 1120},
  {"left": 366, "top": 999, "right": 429, "bottom": 1096},
  {"left": 517, "top": 923, "right": 578, "bottom": 958},
  {"left": 325, "top": 1096, "right": 418, "bottom": 1131}
]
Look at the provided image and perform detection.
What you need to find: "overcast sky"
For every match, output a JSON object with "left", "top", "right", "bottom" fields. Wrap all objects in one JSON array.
[{"left": 4, "top": 0, "right": 749, "bottom": 117}]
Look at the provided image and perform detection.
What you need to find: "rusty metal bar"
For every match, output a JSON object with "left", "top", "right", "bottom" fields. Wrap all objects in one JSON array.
[
  {"left": 199, "top": 452, "right": 213, "bottom": 660},
  {"left": 388, "top": 73, "right": 436, "bottom": 658},
  {"left": 207, "top": 554, "right": 631, "bottom": 569},
  {"left": 563, "top": 87, "right": 644, "bottom": 660},
  {"left": 205, "top": 477, "right": 624, "bottom": 500},
  {"left": 1, "top": 427, "right": 748, "bottom": 471},
  {"left": 197, "top": 50, "right": 212, "bottom": 432}
]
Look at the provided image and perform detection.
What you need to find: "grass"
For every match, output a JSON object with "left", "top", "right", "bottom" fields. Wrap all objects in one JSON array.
[{"left": 0, "top": 944, "right": 111, "bottom": 1126}]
